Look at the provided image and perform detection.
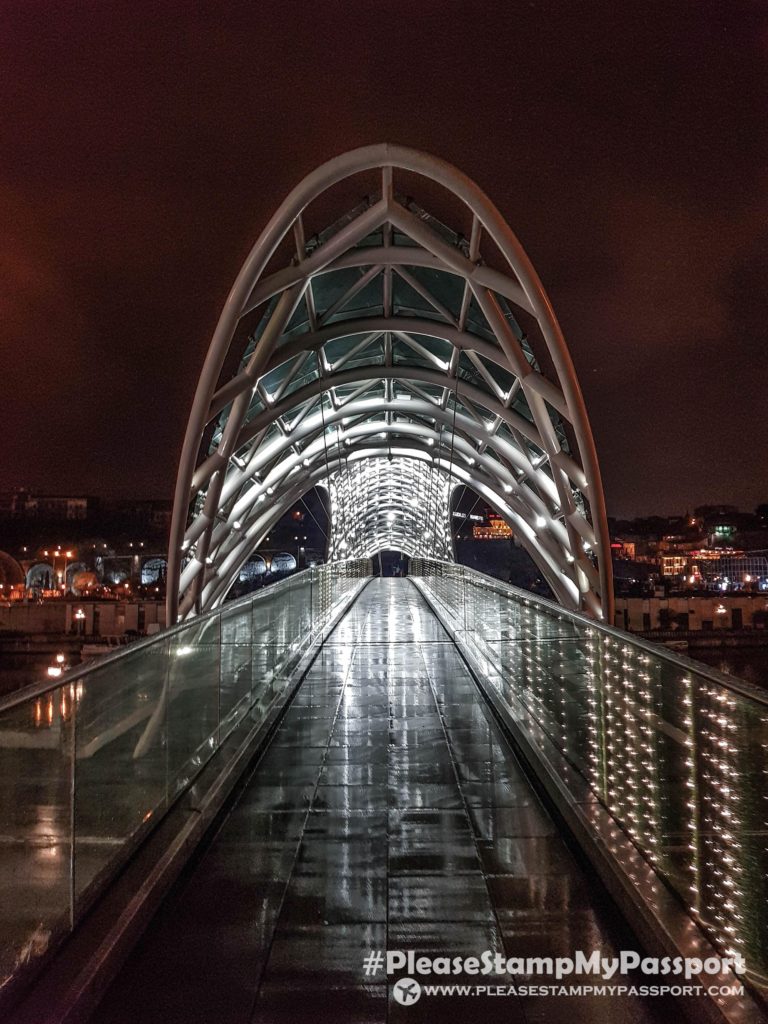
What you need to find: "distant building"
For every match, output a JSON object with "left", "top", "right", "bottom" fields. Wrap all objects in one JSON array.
[
  {"left": 658, "top": 550, "right": 768, "bottom": 590},
  {"left": 610, "top": 539, "right": 636, "bottom": 559},
  {"left": 660, "top": 554, "right": 689, "bottom": 577},
  {"left": 472, "top": 514, "right": 512, "bottom": 540},
  {"left": 0, "top": 489, "right": 96, "bottom": 520},
  {"left": 615, "top": 593, "right": 768, "bottom": 632},
  {"left": 26, "top": 494, "right": 93, "bottom": 520}
]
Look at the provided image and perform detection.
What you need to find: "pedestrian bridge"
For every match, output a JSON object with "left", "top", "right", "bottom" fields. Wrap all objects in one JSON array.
[
  {"left": 1, "top": 564, "right": 766, "bottom": 1023},
  {"left": 1, "top": 147, "right": 765, "bottom": 1023}
]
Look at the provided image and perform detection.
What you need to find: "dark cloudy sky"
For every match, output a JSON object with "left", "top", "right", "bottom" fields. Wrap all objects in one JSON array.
[{"left": 1, "top": 0, "right": 766, "bottom": 518}]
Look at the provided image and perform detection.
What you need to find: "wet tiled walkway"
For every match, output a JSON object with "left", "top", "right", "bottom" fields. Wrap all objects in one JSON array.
[{"left": 93, "top": 579, "right": 669, "bottom": 1024}]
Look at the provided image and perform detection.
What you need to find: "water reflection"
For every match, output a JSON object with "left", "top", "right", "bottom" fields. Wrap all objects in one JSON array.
[{"left": 32, "top": 681, "right": 85, "bottom": 729}]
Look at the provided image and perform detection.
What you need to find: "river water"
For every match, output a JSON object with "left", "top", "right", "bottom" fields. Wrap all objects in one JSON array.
[
  {"left": 0, "top": 650, "right": 80, "bottom": 697},
  {"left": 686, "top": 646, "right": 768, "bottom": 690}
]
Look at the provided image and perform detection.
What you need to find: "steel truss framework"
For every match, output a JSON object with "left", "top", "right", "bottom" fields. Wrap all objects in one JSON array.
[{"left": 169, "top": 144, "right": 613, "bottom": 623}]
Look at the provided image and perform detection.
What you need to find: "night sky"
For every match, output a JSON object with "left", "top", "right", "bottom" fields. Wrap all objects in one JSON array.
[{"left": 2, "top": 1, "right": 766, "bottom": 518}]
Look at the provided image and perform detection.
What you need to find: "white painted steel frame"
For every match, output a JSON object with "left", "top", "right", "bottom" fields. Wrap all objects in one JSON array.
[{"left": 169, "top": 144, "right": 613, "bottom": 623}]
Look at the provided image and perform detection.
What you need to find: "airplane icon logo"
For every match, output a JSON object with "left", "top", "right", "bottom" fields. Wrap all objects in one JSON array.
[{"left": 393, "top": 977, "right": 422, "bottom": 1005}]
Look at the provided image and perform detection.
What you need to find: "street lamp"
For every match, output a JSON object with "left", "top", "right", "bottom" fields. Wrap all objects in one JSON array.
[
  {"left": 62, "top": 550, "right": 74, "bottom": 593},
  {"left": 45, "top": 548, "right": 74, "bottom": 593},
  {"left": 293, "top": 535, "right": 308, "bottom": 569}
]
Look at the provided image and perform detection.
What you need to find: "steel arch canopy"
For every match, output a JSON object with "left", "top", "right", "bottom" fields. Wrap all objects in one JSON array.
[{"left": 169, "top": 144, "right": 613, "bottom": 623}]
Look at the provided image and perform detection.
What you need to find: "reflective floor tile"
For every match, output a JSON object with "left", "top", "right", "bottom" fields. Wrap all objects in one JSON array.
[
  {"left": 388, "top": 839, "right": 480, "bottom": 875},
  {"left": 387, "top": 782, "right": 463, "bottom": 811},
  {"left": 387, "top": 918, "right": 503, "bottom": 957},
  {"left": 261, "top": 922, "right": 387, "bottom": 987},
  {"left": 475, "top": 835, "right": 579, "bottom": 876},
  {"left": 252, "top": 984, "right": 386, "bottom": 1024},
  {"left": 304, "top": 810, "right": 388, "bottom": 841},
  {"left": 312, "top": 785, "right": 389, "bottom": 813},
  {"left": 279, "top": 872, "right": 387, "bottom": 926},
  {"left": 294, "top": 838, "right": 386, "bottom": 877},
  {"left": 388, "top": 875, "right": 497, "bottom": 924},
  {"left": 319, "top": 762, "right": 388, "bottom": 786},
  {"left": 387, "top": 809, "right": 473, "bottom": 843},
  {"left": 468, "top": 805, "right": 558, "bottom": 840}
]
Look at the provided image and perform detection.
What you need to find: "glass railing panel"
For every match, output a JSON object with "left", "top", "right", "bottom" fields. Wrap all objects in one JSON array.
[
  {"left": 0, "top": 559, "right": 371, "bottom": 1006},
  {"left": 73, "top": 640, "right": 170, "bottom": 908},
  {"left": 475, "top": 635, "right": 590, "bottom": 778},
  {"left": 654, "top": 666, "right": 768, "bottom": 978},
  {"left": 219, "top": 603, "right": 253, "bottom": 733},
  {"left": 288, "top": 574, "right": 313, "bottom": 661},
  {"left": 263, "top": 582, "right": 296, "bottom": 690},
  {"left": 0, "top": 684, "right": 75, "bottom": 990},
  {"left": 411, "top": 558, "right": 768, "bottom": 986},
  {"left": 166, "top": 616, "right": 220, "bottom": 799},
  {"left": 276, "top": 576, "right": 306, "bottom": 679},
  {"left": 313, "top": 563, "right": 330, "bottom": 624},
  {"left": 249, "top": 586, "right": 281, "bottom": 717}
]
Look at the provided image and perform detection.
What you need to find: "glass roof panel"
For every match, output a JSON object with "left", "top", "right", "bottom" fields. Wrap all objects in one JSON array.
[{"left": 402, "top": 263, "right": 463, "bottom": 320}]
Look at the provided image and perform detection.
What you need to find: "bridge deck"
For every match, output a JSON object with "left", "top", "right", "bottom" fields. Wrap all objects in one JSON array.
[{"left": 92, "top": 579, "right": 668, "bottom": 1023}]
